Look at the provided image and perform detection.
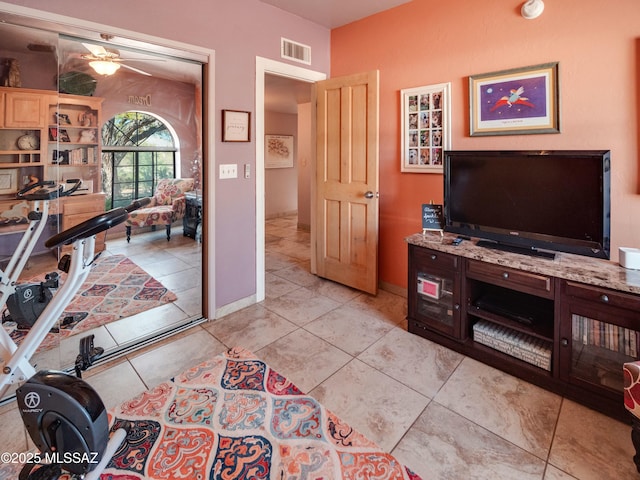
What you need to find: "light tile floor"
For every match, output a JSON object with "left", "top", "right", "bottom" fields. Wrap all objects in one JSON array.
[{"left": 0, "top": 215, "right": 636, "bottom": 479}]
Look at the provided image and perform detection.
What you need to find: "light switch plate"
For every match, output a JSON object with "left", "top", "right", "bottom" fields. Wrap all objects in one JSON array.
[{"left": 219, "top": 163, "right": 237, "bottom": 179}]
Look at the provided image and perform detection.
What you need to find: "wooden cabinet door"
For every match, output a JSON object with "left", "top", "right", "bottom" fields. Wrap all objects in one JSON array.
[
  {"left": 4, "top": 91, "right": 44, "bottom": 128},
  {"left": 60, "top": 194, "right": 106, "bottom": 254}
]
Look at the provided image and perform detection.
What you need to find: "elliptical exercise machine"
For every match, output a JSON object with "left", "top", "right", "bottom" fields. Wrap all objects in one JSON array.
[{"left": 0, "top": 197, "right": 150, "bottom": 479}]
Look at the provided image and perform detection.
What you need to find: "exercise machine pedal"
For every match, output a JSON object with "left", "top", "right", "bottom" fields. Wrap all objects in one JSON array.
[
  {"left": 75, "top": 334, "right": 104, "bottom": 378},
  {"left": 57, "top": 254, "right": 71, "bottom": 275},
  {"left": 19, "top": 462, "right": 62, "bottom": 480}
]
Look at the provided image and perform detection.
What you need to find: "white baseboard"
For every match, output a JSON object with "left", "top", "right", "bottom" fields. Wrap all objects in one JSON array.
[
  {"left": 214, "top": 294, "right": 257, "bottom": 319},
  {"left": 213, "top": 282, "right": 405, "bottom": 321},
  {"left": 265, "top": 210, "right": 297, "bottom": 220}
]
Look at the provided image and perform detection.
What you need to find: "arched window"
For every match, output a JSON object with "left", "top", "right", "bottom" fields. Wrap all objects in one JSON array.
[{"left": 102, "top": 111, "right": 179, "bottom": 209}]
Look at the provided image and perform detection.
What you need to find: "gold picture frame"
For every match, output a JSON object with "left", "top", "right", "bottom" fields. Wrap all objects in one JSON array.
[{"left": 469, "top": 62, "right": 560, "bottom": 136}]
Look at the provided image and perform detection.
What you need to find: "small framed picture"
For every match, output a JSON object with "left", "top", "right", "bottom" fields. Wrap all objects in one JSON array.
[
  {"left": 59, "top": 129, "right": 70, "bottom": 142},
  {"left": 422, "top": 203, "right": 444, "bottom": 235},
  {"left": 400, "top": 82, "right": 451, "bottom": 173},
  {"left": 0, "top": 169, "right": 19, "bottom": 194},
  {"left": 54, "top": 112, "right": 71, "bottom": 125},
  {"left": 265, "top": 134, "right": 294, "bottom": 168},
  {"left": 222, "top": 109, "right": 251, "bottom": 142}
]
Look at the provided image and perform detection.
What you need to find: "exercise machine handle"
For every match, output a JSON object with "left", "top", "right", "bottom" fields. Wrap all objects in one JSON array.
[
  {"left": 44, "top": 197, "right": 152, "bottom": 249},
  {"left": 17, "top": 179, "right": 83, "bottom": 201},
  {"left": 45, "top": 208, "right": 128, "bottom": 249},
  {"left": 17, "top": 180, "right": 62, "bottom": 201},
  {"left": 61, "top": 179, "right": 82, "bottom": 197}
]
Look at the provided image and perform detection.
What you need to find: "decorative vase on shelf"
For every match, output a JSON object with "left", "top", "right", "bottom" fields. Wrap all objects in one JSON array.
[{"left": 2, "top": 58, "right": 21, "bottom": 88}]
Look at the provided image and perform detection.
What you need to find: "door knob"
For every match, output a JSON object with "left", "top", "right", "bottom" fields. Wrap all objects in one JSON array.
[{"left": 364, "top": 191, "right": 377, "bottom": 199}]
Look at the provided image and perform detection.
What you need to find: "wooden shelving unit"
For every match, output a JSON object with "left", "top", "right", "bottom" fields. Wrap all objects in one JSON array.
[
  {"left": 0, "top": 87, "right": 52, "bottom": 198},
  {"left": 47, "top": 93, "right": 103, "bottom": 194},
  {"left": 0, "top": 87, "right": 106, "bottom": 255}
]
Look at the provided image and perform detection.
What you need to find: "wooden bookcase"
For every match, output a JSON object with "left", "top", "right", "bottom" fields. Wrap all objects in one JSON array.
[
  {"left": 0, "top": 87, "right": 52, "bottom": 196},
  {"left": 0, "top": 87, "right": 105, "bottom": 255},
  {"left": 47, "top": 93, "right": 103, "bottom": 195}
]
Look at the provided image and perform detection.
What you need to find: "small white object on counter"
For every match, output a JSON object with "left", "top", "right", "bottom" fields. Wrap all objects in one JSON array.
[{"left": 619, "top": 247, "right": 640, "bottom": 270}]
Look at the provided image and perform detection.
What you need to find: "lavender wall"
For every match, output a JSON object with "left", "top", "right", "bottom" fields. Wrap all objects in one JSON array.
[
  {"left": 296, "top": 103, "right": 312, "bottom": 229},
  {"left": 2, "top": 0, "right": 331, "bottom": 308}
]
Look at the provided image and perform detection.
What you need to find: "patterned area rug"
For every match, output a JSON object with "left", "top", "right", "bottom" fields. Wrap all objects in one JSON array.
[
  {"left": 97, "top": 347, "right": 423, "bottom": 479},
  {"left": 0, "top": 348, "right": 423, "bottom": 479},
  {"left": 25, "top": 347, "right": 417, "bottom": 479},
  {"left": 3, "top": 254, "right": 177, "bottom": 353}
]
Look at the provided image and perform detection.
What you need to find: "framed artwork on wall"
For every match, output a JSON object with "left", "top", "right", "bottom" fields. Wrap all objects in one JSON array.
[
  {"left": 265, "top": 134, "right": 294, "bottom": 168},
  {"left": 469, "top": 62, "right": 560, "bottom": 136},
  {"left": 222, "top": 109, "right": 251, "bottom": 142},
  {"left": 0, "top": 169, "right": 18, "bottom": 194},
  {"left": 400, "top": 82, "right": 451, "bottom": 173}
]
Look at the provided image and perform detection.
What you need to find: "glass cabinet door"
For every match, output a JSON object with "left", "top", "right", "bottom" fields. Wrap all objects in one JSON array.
[
  {"left": 416, "top": 272, "right": 456, "bottom": 331},
  {"left": 408, "top": 246, "right": 461, "bottom": 339},
  {"left": 560, "top": 289, "right": 640, "bottom": 397},
  {"left": 564, "top": 312, "right": 639, "bottom": 392}
]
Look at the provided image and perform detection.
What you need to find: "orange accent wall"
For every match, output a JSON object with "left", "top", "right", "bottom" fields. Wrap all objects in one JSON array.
[{"left": 331, "top": 0, "right": 640, "bottom": 290}]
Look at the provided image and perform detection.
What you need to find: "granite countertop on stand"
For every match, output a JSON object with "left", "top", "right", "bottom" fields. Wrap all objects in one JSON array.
[{"left": 406, "top": 232, "right": 640, "bottom": 296}]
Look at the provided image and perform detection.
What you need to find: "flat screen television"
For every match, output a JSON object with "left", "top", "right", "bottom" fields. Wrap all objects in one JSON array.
[{"left": 443, "top": 150, "right": 611, "bottom": 259}]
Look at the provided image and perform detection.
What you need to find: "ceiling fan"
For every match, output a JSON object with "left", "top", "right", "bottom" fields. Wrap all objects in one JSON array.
[{"left": 81, "top": 36, "right": 163, "bottom": 76}]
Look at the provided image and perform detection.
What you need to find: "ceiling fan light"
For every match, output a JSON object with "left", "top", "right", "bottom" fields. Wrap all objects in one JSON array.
[{"left": 89, "top": 60, "right": 120, "bottom": 75}]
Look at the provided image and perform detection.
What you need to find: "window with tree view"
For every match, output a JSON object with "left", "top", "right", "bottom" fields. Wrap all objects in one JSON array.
[{"left": 102, "top": 112, "right": 177, "bottom": 209}]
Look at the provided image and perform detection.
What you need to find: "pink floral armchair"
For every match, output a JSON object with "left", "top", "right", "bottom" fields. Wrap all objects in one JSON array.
[{"left": 125, "top": 178, "right": 194, "bottom": 242}]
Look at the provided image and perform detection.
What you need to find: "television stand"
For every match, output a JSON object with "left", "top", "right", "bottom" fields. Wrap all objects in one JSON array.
[
  {"left": 476, "top": 239, "right": 556, "bottom": 260},
  {"left": 406, "top": 233, "right": 640, "bottom": 423}
]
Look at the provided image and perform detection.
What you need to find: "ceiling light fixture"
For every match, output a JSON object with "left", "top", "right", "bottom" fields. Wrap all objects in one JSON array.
[
  {"left": 89, "top": 60, "right": 120, "bottom": 75},
  {"left": 521, "top": 0, "right": 544, "bottom": 19}
]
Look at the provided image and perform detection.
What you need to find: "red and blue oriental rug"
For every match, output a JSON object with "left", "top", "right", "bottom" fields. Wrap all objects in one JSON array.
[
  {"left": 112, "top": 347, "right": 423, "bottom": 478},
  {"left": 4, "top": 254, "right": 177, "bottom": 353},
  {"left": 0, "top": 347, "right": 423, "bottom": 479}
]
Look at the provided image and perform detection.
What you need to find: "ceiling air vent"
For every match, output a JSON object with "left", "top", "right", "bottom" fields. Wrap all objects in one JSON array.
[{"left": 281, "top": 38, "right": 311, "bottom": 65}]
